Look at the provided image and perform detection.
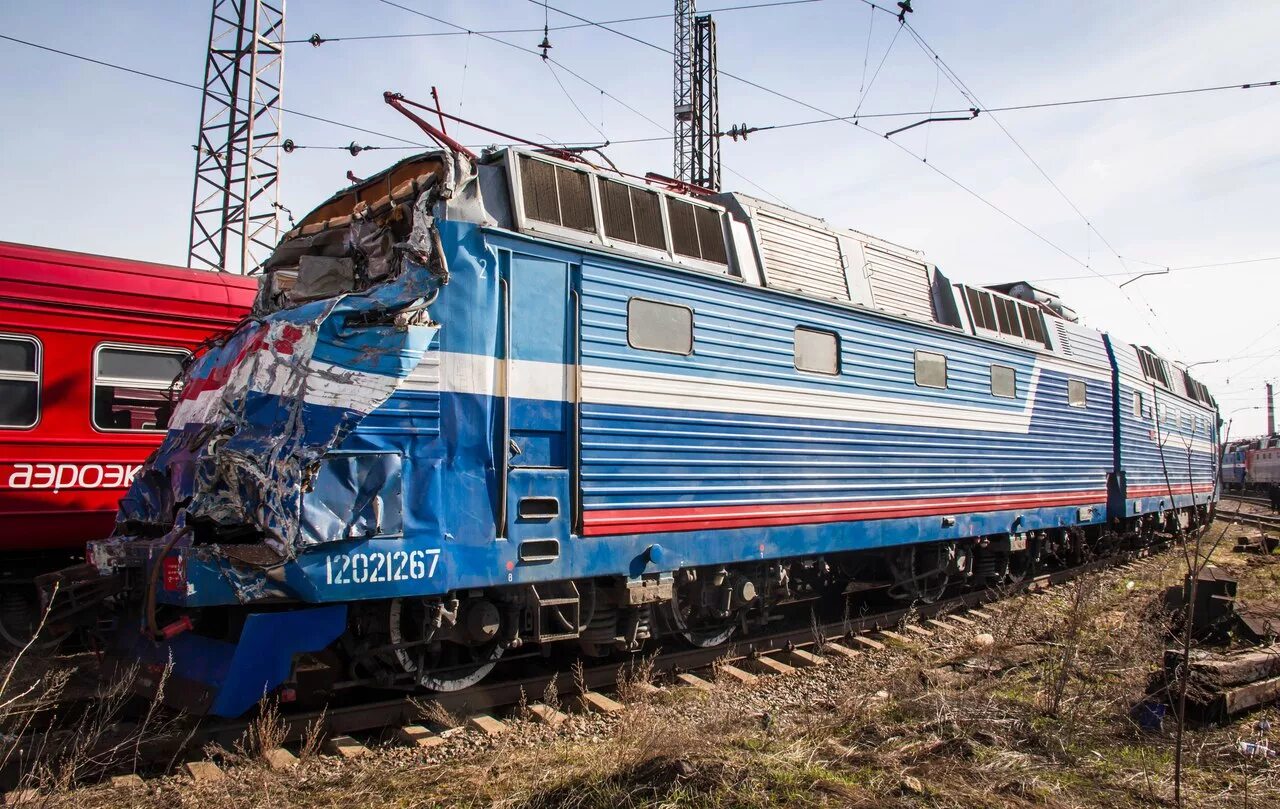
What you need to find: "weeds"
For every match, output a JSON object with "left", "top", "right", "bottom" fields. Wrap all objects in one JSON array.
[
  {"left": 297, "top": 708, "right": 327, "bottom": 760},
  {"left": 542, "top": 674, "right": 560, "bottom": 714},
  {"left": 570, "top": 659, "right": 588, "bottom": 709},
  {"left": 0, "top": 593, "right": 191, "bottom": 804},
  {"left": 234, "top": 697, "right": 287, "bottom": 765},
  {"left": 615, "top": 650, "right": 658, "bottom": 702},
  {"left": 413, "top": 697, "right": 458, "bottom": 730}
]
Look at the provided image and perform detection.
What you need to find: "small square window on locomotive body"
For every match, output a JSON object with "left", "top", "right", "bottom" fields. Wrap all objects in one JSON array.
[
  {"left": 626, "top": 298, "right": 693, "bottom": 355},
  {"left": 794, "top": 327, "right": 839, "bottom": 375},
  {"left": 914, "top": 350, "right": 948, "bottom": 389},
  {"left": 991, "top": 364, "right": 1016, "bottom": 398},
  {"left": 1068, "top": 379, "right": 1087, "bottom": 407},
  {"left": 0, "top": 334, "right": 41, "bottom": 429},
  {"left": 1133, "top": 391, "right": 1144, "bottom": 418},
  {"left": 93, "top": 344, "right": 190, "bottom": 432}
]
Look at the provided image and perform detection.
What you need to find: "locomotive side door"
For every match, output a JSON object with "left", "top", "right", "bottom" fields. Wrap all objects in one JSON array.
[{"left": 502, "top": 252, "right": 574, "bottom": 555}]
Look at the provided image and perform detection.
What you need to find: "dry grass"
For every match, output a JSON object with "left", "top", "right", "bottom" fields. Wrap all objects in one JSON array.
[
  {"left": 26, "top": 522, "right": 1280, "bottom": 807},
  {"left": 0, "top": 602, "right": 189, "bottom": 805},
  {"left": 615, "top": 650, "right": 659, "bottom": 702}
]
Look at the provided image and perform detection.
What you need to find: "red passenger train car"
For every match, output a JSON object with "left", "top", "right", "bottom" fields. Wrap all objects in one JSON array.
[{"left": 0, "top": 242, "right": 255, "bottom": 643}]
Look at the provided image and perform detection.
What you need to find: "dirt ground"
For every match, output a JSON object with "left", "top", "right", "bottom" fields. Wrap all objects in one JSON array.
[{"left": 10, "top": 515, "right": 1280, "bottom": 808}]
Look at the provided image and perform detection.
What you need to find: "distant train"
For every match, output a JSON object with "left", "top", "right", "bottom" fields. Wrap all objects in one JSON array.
[
  {"left": 0, "top": 242, "right": 255, "bottom": 644},
  {"left": 1221, "top": 436, "right": 1280, "bottom": 491},
  {"left": 54, "top": 136, "right": 1219, "bottom": 718}
]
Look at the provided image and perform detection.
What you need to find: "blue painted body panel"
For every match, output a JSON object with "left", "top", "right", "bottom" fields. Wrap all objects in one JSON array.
[
  {"left": 126, "top": 605, "right": 347, "bottom": 718},
  {"left": 1103, "top": 335, "right": 1218, "bottom": 518},
  {"left": 159, "top": 222, "right": 1164, "bottom": 610}
]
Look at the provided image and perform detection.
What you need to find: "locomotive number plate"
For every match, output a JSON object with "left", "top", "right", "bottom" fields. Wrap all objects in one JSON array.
[{"left": 324, "top": 549, "right": 440, "bottom": 586}]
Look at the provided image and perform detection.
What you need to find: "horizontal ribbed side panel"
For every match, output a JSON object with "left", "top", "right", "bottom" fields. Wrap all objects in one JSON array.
[
  {"left": 358, "top": 335, "right": 441, "bottom": 437},
  {"left": 1117, "top": 373, "right": 1216, "bottom": 492},
  {"left": 756, "top": 211, "right": 850, "bottom": 302},
  {"left": 580, "top": 257, "right": 1113, "bottom": 521}
]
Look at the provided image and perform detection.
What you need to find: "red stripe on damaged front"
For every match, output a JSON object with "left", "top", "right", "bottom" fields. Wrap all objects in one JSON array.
[{"left": 580, "top": 489, "right": 1108, "bottom": 536}]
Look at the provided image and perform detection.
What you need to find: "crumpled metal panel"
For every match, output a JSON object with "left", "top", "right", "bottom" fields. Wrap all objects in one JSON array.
[
  {"left": 107, "top": 153, "right": 478, "bottom": 563},
  {"left": 116, "top": 272, "right": 438, "bottom": 556}
]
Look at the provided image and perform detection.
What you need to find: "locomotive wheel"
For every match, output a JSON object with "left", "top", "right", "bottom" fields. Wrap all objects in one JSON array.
[
  {"left": 667, "top": 575, "right": 738, "bottom": 648},
  {"left": 0, "top": 587, "right": 69, "bottom": 650},
  {"left": 887, "top": 543, "right": 951, "bottom": 603},
  {"left": 388, "top": 598, "right": 504, "bottom": 692}
]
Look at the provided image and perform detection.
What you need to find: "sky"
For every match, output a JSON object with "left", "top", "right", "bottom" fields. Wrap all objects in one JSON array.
[{"left": 2, "top": 1, "right": 1278, "bottom": 435}]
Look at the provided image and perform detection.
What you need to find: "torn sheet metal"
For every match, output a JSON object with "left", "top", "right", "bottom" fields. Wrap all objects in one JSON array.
[
  {"left": 118, "top": 271, "right": 438, "bottom": 556},
  {"left": 108, "top": 151, "right": 478, "bottom": 562}
]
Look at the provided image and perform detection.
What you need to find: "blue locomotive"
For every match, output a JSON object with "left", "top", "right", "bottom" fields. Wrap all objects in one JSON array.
[{"left": 67, "top": 138, "right": 1219, "bottom": 717}]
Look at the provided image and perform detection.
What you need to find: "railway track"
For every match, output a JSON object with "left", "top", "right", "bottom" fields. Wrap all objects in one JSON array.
[
  {"left": 1223, "top": 493, "right": 1271, "bottom": 508},
  {"left": 1221, "top": 495, "right": 1280, "bottom": 531},
  {"left": 3, "top": 537, "right": 1179, "bottom": 797}
]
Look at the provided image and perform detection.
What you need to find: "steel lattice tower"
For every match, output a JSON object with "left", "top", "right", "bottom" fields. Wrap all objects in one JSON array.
[
  {"left": 674, "top": 2, "right": 720, "bottom": 191},
  {"left": 188, "top": 0, "right": 285, "bottom": 274},
  {"left": 673, "top": 0, "right": 696, "bottom": 185},
  {"left": 690, "top": 14, "right": 720, "bottom": 191}
]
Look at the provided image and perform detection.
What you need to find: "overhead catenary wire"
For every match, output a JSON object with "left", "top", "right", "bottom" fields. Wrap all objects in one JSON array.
[
  {"left": 375, "top": 1, "right": 795, "bottom": 207},
  {"left": 544, "top": 59, "right": 609, "bottom": 142},
  {"left": 0, "top": 33, "right": 428, "bottom": 147},
  {"left": 8, "top": 31, "right": 1270, "bottom": 155},
  {"left": 1025, "top": 255, "right": 1280, "bottom": 283},
  {"left": 724, "top": 78, "right": 1280, "bottom": 135},
  {"left": 289, "top": 0, "right": 832, "bottom": 44},
  {"left": 852, "top": 17, "right": 901, "bottom": 117},
  {"left": 373, "top": 0, "right": 670, "bottom": 134},
  {"left": 893, "top": 17, "right": 1190, "bottom": 354},
  {"left": 530, "top": 1, "right": 1104, "bottom": 277}
]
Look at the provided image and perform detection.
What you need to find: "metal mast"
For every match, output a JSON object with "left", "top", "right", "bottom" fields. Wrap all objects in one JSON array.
[
  {"left": 690, "top": 14, "right": 720, "bottom": 190},
  {"left": 673, "top": 0, "right": 695, "bottom": 185},
  {"left": 188, "top": 0, "right": 286, "bottom": 274},
  {"left": 674, "top": 2, "right": 721, "bottom": 191}
]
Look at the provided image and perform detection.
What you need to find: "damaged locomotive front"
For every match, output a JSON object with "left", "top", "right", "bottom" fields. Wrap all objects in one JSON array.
[{"left": 74, "top": 150, "right": 522, "bottom": 715}]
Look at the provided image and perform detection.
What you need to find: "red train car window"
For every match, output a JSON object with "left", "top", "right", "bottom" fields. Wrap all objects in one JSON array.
[
  {"left": 0, "top": 334, "right": 41, "bottom": 429},
  {"left": 92, "top": 344, "right": 189, "bottom": 432}
]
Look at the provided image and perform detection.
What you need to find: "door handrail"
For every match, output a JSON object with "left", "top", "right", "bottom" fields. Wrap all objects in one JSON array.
[{"left": 498, "top": 275, "right": 511, "bottom": 539}]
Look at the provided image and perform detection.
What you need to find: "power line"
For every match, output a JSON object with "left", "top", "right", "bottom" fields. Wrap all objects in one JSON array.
[
  {"left": 894, "top": 18, "right": 1192, "bottom": 354},
  {"left": 532, "top": 1, "right": 1100, "bottom": 275},
  {"left": 728, "top": 78, "right": 1280, "bottom": 135},
  {"left": 290, "top": 0, "right": 832, "bottom": 45},
  {"left": 376, "top": 0, "right": 791, "bottom": 205},
  {"left": 373, "top": 0, "right": 670, "bottom": 134},
  {"left": 1025, "top": 255, "right": 1280, "bottom": 283},
  {"left": 0, "top": 32, "right": 428, "bottom": 147}
]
